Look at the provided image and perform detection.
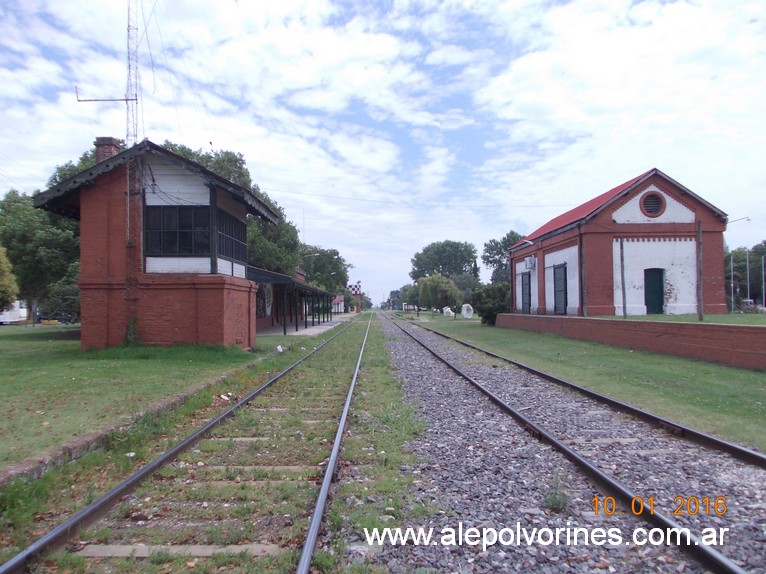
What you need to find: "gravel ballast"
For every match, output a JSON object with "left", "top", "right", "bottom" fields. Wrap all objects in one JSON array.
[{"left": 339, "top": 318, "right": 738, "bottom": 573}]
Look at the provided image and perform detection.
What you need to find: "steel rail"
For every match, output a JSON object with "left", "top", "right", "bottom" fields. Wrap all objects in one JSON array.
[
  {"left": 387, "top": 316, "right": 747, "bottom": 574},
  {"left": 296, "top": 315, "right": 372, "bottom": 574},
  {"left": 407, "top": 317, "right": 766, "bottom": 470},
  {"left": 0, "top": 320, "right": 356, "bottom": 574}
]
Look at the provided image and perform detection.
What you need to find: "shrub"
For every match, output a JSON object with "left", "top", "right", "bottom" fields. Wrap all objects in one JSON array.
[{"left": 472, "top": 282, "right": 510, "bottom": 325}]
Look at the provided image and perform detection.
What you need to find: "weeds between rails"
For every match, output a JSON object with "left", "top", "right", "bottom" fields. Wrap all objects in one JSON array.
[{"left": 2, "top": 321, "right": 363, "bottom": 574}]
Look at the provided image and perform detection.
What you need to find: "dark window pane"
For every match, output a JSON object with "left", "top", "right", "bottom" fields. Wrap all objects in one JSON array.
[
  {"left": 194, "top": 207, "right": 210, "bottom": 230},
  {"left": 194, "top": 231, "right": 210, "bottom": 253},
  {"left": 162, "top": 231, "right": 178, "bottom": 253},
  {"left": 178, "top": 231, "right": 193, "bottom": 254},
  {"left": 146, "top": 231, "right": 161, "bottom": 253},
  {"left": 178, "top": 207, "right": 194, "bottom": 230},
  {"left": 145, "top": 207, "right": 162, "bottom": 230},
  {"left": 162, "top": 207, "right": 177, "bottom": 230}
]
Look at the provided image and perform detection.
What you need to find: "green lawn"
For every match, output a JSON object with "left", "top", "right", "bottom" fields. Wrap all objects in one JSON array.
[
  {"left": 0, "top": 326, "right": 290, "bottom": 467},
  {"left": 2, "top": 314, "right": 764, "bottom": 469},
  {"left": 405, "top": 314, "right": 766, "bottom": 452}
]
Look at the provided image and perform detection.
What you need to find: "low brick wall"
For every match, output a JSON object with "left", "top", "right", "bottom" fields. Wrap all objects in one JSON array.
[{"left": 495, "top": 314, "right": 766, "bottom": 371}]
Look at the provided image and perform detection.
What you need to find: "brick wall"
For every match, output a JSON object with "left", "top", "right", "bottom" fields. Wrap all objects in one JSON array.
[
  {"left": 495, "top": 314, "right": 766, "bottom": 371},
  {"left": 81, "top": 274, "right": 257, "bottom": 349},
  {"left": 78, "top": 164, "right": 258, "bottom": 350}
]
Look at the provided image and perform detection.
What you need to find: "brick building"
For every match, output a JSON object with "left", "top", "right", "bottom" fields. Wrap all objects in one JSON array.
[
  {"left": 34, "top": 138, "right": 279, "bottom": 349},
  {"left": 509, "top": 168, "right": 728, "bottom": 317}
]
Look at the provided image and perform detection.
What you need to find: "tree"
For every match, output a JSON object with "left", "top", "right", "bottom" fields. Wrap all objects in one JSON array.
[
  {"left": 418, "top": 273, "right": 463, "bottom": 310},
  {"left": 410, "top": 240, "right": 478, "bottom": 281},
  {"left": 0, "top": 190, "right": 79, "bottom": 322},
  {"left": 726, "top": 241, "right": 766, "bottom": 309},
  {"left": 247, "top": 205, "right": 301, "bottom": 275},
  {"left": 47, "top": 147, "right": 99, "bottom": 187},
  {"left": 482, "top": 230, "right": 524, "bottom": 284},
  {"left": 299, "top": 244, "right": 350, "bottom": 292},
  {"left": 0, "top": 245, "right": 18, "bottom": 311},
  {"left": 402, "top": 284, "right": 420, "bottom": 307},
  {"left": 472, "top": 282, "right": 510, "bottom": 325},
  {"left": 451, "top": 272, "right": 482, "bottom": 304},
  {"left": 37, "top": 261, "right": 80, "bottom": 322},
  {"left": 161, "top": 141, "right": 254, "bottom": 190},
  {"left": 162, "top": 140, "right": 306, "bottom": 277}
]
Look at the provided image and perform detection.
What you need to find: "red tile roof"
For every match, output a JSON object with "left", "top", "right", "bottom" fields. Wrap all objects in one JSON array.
[{"left": 513, "top": 169, "right": 655, "bottom": 248}]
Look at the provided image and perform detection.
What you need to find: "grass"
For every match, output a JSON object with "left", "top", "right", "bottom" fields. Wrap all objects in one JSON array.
[
  {"left": 543, "top": 469, "right": 571, "bottom": 512},
  {"left": 0, "top": 321, "right": 361, "bottom": 570},
  {"left": 318, "top": 319, "right": 427, "bottom": 573},
  {"left": 0, "top": 325, "right": 296, "bottom": 467},
  {"left": 406, "top": 313, "right": 766, "bottom": 452}
]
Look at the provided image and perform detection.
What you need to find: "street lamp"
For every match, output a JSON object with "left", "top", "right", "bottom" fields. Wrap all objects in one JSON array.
[{"left": 727, "top": 217, "right": 751, "bottom": 312}]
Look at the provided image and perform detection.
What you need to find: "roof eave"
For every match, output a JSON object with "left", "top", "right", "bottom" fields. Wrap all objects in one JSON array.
[
  {"left": 34, "top": 140, "right": 280, "bottom": 225},
  {"left": 509, "top": 221, "right": 583, "bottom": 254}
]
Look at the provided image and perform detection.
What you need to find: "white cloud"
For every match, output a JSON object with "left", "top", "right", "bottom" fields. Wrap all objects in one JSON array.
[{"left": 1, "top": 0, "right": 765, "bottom": 304}]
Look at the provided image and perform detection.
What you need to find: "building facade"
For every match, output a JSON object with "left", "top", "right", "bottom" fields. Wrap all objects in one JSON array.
[
  {"left": 509, "top": 169, "right": 728, "bottom": 317},
  {"left": 34, "top": 138, "right": 278, "bottom": 349}
]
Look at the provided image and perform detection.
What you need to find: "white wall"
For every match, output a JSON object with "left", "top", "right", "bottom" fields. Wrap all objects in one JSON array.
[
  {"left": 143, "top": 156, "right": 210, "bottom": 206},
  {"left": 612, "top": 238, "right": 697, "bottom": 315},
  {"left": 544, "top": 245, "right": 579, "bottom": 315},
  {"left": 146, "top": 257, "right": 211, "bottom": 274},
  {"left": 612, "top": 185, "right": 695, "bottom": 224},
  {"left": 217, "top": 258, "right": 246, "bottom": 278},
  {"left": 0, "top": 300, "right": 27, "bottom": 323}
]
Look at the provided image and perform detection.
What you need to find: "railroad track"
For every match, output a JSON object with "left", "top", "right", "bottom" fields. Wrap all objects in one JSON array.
[
  {"left": 1, "top": 317, "right": 371, "bottom": 574},
  {"left": 382, "top": 314, "right": 765, "bottom": 574}
]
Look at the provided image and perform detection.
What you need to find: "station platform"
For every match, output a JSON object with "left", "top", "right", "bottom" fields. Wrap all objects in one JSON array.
[{"left": 258, "top": 313, "right": 357, "bottom": 337}]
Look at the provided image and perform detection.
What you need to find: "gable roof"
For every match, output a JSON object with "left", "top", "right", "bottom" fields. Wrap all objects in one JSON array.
[
  {"left": 33, "top": 139, "right": 279, "bottom": 224},
  {"left": 511, "top": 168, "right": 728, "bottom": 251}
]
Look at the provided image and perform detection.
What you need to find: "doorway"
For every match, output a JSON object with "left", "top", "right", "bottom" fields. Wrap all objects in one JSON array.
[
  {"left": 644, "top": 268, "right": 665, "bottom": 314},
  {"left": 553, "top": 264, "right": 567, "bottom": 315},
  {"left": 521, "top": 272, "right": 531, "bottom": 314}
]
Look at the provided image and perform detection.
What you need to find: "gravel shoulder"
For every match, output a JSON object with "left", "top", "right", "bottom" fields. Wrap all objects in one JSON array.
[{"left": 360, "top": 319, "right": 707, "bottom": 573}]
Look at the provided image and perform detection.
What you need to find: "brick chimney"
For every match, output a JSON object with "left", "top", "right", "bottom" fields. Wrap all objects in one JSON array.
[{"left": 94, "top": 137, "right": 122, "bottom": 163}]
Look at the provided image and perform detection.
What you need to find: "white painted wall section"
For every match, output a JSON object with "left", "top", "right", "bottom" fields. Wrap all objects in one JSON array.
[
  {"left": 612, "top": 238, "right": 697, "bottom": 315},
  {"left": 146, "top": 257, "right": 211, "bottom": 274},
  {"left": 215, "top": 259, "right": 246, "bottom": 278},
  {"left": 218, "top": 258, "right": 232, "bottom": 276},
  {"left": 612, "top": 185, "right": 695, "bottom": 224},
  {"left": 143, "top": 155, "right": 210, "bottom": 206},
  {"left": 544, "top": 246, "right": 579, "bottom": 315}
]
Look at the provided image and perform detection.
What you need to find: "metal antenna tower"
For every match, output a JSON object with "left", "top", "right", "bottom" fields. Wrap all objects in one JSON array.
[
  {"left": 126, "top": 0, "right": 138, "bottom": 147},
  {"left": 75, "top": 0, "right": 140, "bottom": 144},
  {"left": 75, "top": 1, "right": 141, "bottom": 247}
]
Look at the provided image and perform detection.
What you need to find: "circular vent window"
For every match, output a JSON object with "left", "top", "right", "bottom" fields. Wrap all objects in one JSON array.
[{"left": 640, "top": 192, "right": 665, "bottom": 217}]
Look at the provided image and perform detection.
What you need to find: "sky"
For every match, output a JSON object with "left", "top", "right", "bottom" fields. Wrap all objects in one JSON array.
[{"left": 1, "top": 0, "right": 764, "bottom": 306}]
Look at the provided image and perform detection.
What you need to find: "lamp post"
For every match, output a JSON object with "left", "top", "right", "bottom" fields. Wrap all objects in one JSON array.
[
  {"left": 726, "top": 217, "right": 751, "bottom": 312},
  {"left": 730, "top": 253, "right": 734, "bottom": 312},
  {"left": 746, "top": 249, "right": 751, "bottom": 301}
]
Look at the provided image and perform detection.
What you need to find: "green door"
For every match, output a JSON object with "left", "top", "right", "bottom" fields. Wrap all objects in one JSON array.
[
  {"left": 644, "top": 268, "right": 664, "bottom": 314},
  {"left": 553, "top": 264, "right": 567, "bottom": 315},
  {"left": 521, "top": 273, "right": 531, "bottom": 314}
]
